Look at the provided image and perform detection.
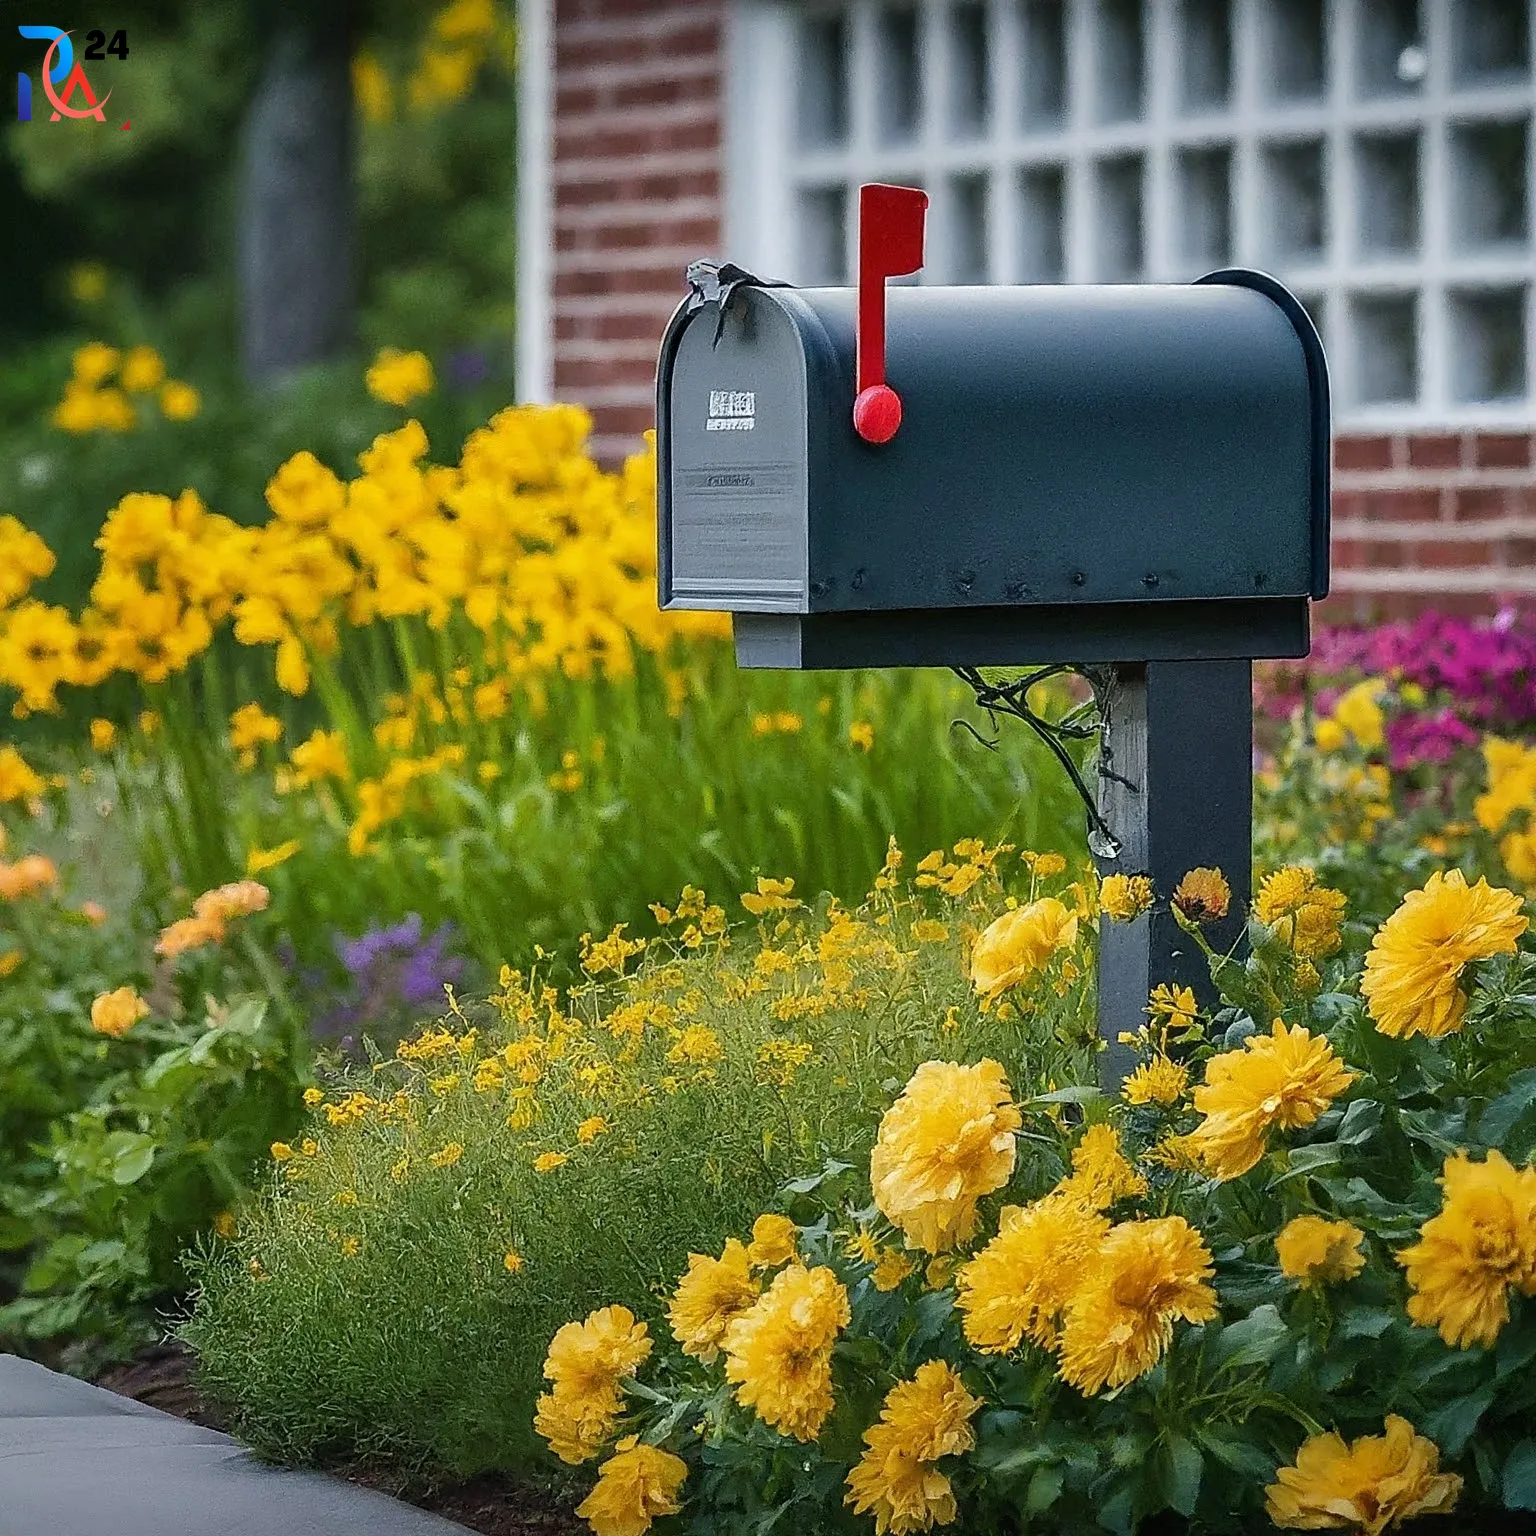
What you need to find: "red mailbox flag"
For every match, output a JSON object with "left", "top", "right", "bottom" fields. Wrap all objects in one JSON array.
[{"left": 853, "top": 183, "right": 929, "bottom": 445}]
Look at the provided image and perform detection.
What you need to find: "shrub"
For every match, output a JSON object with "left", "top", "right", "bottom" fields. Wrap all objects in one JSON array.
[
  {"left": 540, "top": 865, "right": 1536, "bottom": 1536},
  {"left": 183, "top": 841, "right": 1096, "bottom": 1474}
]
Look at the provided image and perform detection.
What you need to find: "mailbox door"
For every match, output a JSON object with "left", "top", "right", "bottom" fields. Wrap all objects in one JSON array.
[{"left": 659, "top": 291, "right": 810, "bottom": 613}]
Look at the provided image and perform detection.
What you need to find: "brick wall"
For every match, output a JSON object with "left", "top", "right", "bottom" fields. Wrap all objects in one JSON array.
[
  {"left": 1326, "top": 432, "right": 1536, "bottom": 622},
  {"left": 551, "top": 0, "right": 726, "bottom": 465},
  {"left": 546, "top": 3, "right": 1536, "bottom": 616}
]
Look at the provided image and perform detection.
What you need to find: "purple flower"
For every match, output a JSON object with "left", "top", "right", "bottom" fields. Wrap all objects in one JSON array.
[{"left": 320, "top": 914, "right": 472, "bottom": 1047}]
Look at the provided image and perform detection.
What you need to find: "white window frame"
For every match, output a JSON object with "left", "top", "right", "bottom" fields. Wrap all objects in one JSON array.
[{"left": 725, "top": 0, "right": 1536, "bottom": 431}]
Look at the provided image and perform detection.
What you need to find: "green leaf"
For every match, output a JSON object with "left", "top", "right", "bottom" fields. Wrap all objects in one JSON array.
[
  {"left": 1024, "top": 1086, "right": 1106, "bottom": 1107},
  {"left": 1336, "top": 1099, "right": 1383, "bottom": 1144},
  {"left": 1422, "top": 1383, "right": 1497, "bottom": 1457},
  {"left": 1337, "top": 1307, "right": 1396, "bottom": 1340},
  {"left": 1503, "top": 1441, "right": 1536, "bottom": 1510},
  {"left": 1268, "top": 1142, "right": 1344, "bottom": 1184},
  {"left": 1025, "top": 1465, "right": 1064, "bottom": 1515},
  {"left": 107, "top": 1132, "right": 155, "bottom": 1186},
  {"left": 1479, "top": 1068, "right": 1536, "bottom": 1149},
  {"left": 908, "top": 1288, "right": 954, "bottom": 1348},
  {"left": 1194, "top": 1426, "right": 1275, "bottom": 1483},
  {"left": 220, "top": 997, "right": 269, "bottom": 1036},
  {"left": 1158, "top": 1434, "right": 1203, "bottom": 1517},
  {"left": 1208, "top": 1304, "right": 1289, "bottom": 1373}
]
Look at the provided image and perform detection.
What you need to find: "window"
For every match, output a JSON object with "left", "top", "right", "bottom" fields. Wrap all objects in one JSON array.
[{"left": 736, "top": 0, "right": 1535, "bottom": 425}]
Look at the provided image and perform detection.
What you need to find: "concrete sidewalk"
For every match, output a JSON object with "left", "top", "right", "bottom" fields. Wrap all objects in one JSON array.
[{"left": 0, "top": 1354, "right": 470, "bottom": 1536}]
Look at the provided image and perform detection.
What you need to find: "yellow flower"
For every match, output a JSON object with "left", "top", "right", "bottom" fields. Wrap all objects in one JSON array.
[
  {"left": 0, "top": 950, "right": 22, "bottom": 977},
  {"left": 71, "top": 341, "right": 119, "bottom": 384},
  {"left": 1122, "top": 1056, "right": 1189, "bottom": 1107},
  {"left": 0, "top": 746, "right": 46, "bottom": 803},
  {"left": 535, "top": 1306, "right": 652, "bottom": 1465},
  {"left": 1172, "top": 867, "right": 1230, "bottom": 924},
  {"left": 872, "top": 1249, "right": 916, "bottom": 1292},
  {"left": 1057, "top": 1216, "right": 1218, "bottom": 1395},
  {"left": 845, "top": 1361, "right": 981, "bottom": 1535},
  {"left": 667, "top": 1238, "right": 760, "bottom": 1362},
  {"left": 0, "top": 854, "right": 58, "bottom": 901},
  {"left": 1331, "top": 679, "right": 1387, "bottom": 752},
  {"left": 1313, "top": 717, "right": 1348, "bottom": 753},
  {"left": 577, "top": 1115, "right": 610, "bottom": 1145},
  {"left": 911, "top": 919, "right": 949, "bottom": 944},
  {"left": 1147, "top": 983, "right": 1198, "bottom": 1033},
  {"left": 534, "top": 1151, "right": 569, "bottom": 1174},
  {"left": 1361, "top": 869, "right": 1527, "bottom": 1040},
  {"left": 666, "top": 1023, "right": 722, "bottom": 1067},
  {"left": 366, "top": 347, "right": 435, "bottom": 407},
  {"left": 849, "top": 720, "right": 875, "bottom": 751},
  {"left": 303, "top": 1087, "right": 325, "bottom": 1107},
  {"left": 741, "top": 875, "right": 802, "bottom": 916},
  {"left": 1255, "top": 866, "right": 1348, "bottom": 959},
  {"left": 246, "top": 839, "right": 301, "bottom": 875},
  {"left": 577, "top": 1436, "right": 687, "bottom": 1536},
  {"left": 722, "top": 1262, "right": 850, "bottom": 1441},
  {"left": 1399, "top": 1150, "right": 1536, "bottom": 1349},
  {"left": 1100, "top": 872, "right": 1155, "bottom": 922},
  {"left": 1187, "top": 1020, "right": 1357, "bottom": 1180},
  {"left": 969, "top": 898, "right": 1077, "bottom": 1000},
  {"left": 340, "top": 1236, "right": 363, "bottom": 1258},
  {"left": 213, "top": 1210, "right": 238, "bottom": 1240},
  {"left": 159, "top": 380, "right": 201, "bottom": 421},
  {"left": 870, "top": 1059, "right": 1021, "bottom": 1253},
  {"left": 1276, "top": 1215, "right": 1367, "bottom": 1287},
  {"left": 270, "top": 1142, "right": 294, "bottom": 1162},
  {"left": 1055, "top": 1123, "right": 1147, "bottom": 1210},
  {"left": 89, "top": 719, "right": 117, "bottom": 752},
  {"left": 90, "top": 986, "right": 149, "bottom": 1038},
  {"left": 958, "top": 1196, "right": 1111, "bottom": 1353},
  {"left": 120, "top": 345, "right": 166, "bottom": 393},
  {"left": 746, "top": 1213, "right": 799, "bottom": 1269},
  {"left": 1475, "top": 737, "right": 1536, "bottom": 834},
  {"left": 1266, "top": 1416, "right": 1461, "bottom": 1535},
  {"left": 428, "top": 1141, "right": 464, "bottom": 1169},
  {"left": 290, "top": 727, "right": 350, "bottom": 786}
]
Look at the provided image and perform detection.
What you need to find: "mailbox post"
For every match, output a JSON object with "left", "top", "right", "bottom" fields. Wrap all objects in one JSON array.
[{"left": 656, "top": 184, "right": 1330, "bottom": 1089}]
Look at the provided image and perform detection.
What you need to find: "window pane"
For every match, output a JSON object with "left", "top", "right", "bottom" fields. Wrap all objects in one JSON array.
[
  {"left": 1180, "top": 0, "right": 1232, "bottom": 111},
  {"left": 1096, "top": 0, "right": 1145, "bottom": 123},
  {"left": 1355, "top": 133, "right": 1421, "bottom": 256},
  {"left": 1452, "top": 0, "right": 1531, "bottom": 86},
  {"left": 798, "top": 186, "right": 849, "bottom": 283},
  {"left": 797, "top": 15, "right": 848, "bottom": 147},
  {"left": 1094, "top": 154, "right": 1145, "bottom": 278},
  {"left": 1261, "top": 140, "right": 1329, "bottom": 261},
  {"left": 949, "top": 2, "right": 992, "bottom": 139},
  {"left": 1352, "top": 292, "right": 1419, "bottom": 404},
  {"left": 877, "top": 7, "right": 923, "bottom": 143},
  {"left": 1356, "top": 0, "right": 1425, "bottom": 98},
  {"left": 1449, "top": 118, "right": 1531, "bottom": 251},
  {"left": 1019, "top": 164, "right": 1067, "bottom": 280},
  {"left": 1020, "top": 0, "right": 1068, "bottom": 127},
  {"left": 1449, "top": 287, "right": 1528, "bottom": 403},
  {"left": 948, "top": 174, "right": 991, "bottom": 282},
  {"left": 1261, "top": 0, "right": 1328, "bottom": 101},
  {"left": 1177, "top": 145, "right": 1233, "bottom": 267}
]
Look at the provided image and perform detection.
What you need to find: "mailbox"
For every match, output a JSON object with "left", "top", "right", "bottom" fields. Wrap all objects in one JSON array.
[{"left": 656, "top": 188, "right": 1329, "bottom": 672}]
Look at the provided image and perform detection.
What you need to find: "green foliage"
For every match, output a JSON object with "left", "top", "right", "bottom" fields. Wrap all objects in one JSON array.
[
  {"left": 183, "top": 851, "right": 1096, "bottom": 1474},
  {"left": 0, "top": 838, "right": 310, "bottom": 1363}
]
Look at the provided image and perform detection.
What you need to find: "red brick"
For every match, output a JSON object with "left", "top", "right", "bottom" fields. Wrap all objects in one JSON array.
[
  {"left": 558, "top": 355, "right": 659, "bottom": 388},
  {"left": 555, "top": 120, "right": 720, "bottom": 162},
  {"left": 1332, "top": 435, "right": 1393, "bottom": 472},
  {"left": 1452, "top": 487, "right": 1510, "bottom": 522},
  {"left": 1476, "top": 433, "right": 1533, "bottom": 469},
  {"left": 610, "top": 74, "right": 720, "bottom": 110},
  {"left": 1405, "top": 433, "right": 1465, "bottom": 470},
  {"left": 1368, "top": 488, "right": 1443, "bottom": 521},
  {"left": 1502, "top": 537, "right": 1536, "bottom": 567},
  {"left": 1413, "top": 539, "right": 1495, "bottom": 569},
  {"left": 1332, "top": 537, "right": 1409, "bottom": 570}
]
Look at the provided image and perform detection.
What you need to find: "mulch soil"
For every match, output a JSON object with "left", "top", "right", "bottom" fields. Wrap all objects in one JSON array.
[{"left": 95, "top": 1345, "right": 584, "bottom": 1536}]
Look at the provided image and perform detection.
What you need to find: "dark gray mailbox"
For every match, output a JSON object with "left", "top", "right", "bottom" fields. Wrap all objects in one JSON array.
[{"left": 654, "top": 184, "right": 1331, "bottom": 1084}]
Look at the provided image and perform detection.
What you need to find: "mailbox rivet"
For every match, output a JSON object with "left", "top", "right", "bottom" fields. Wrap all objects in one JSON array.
[
  {"left": 955, "top": 570, "right": 975, "bottom": 594},
  {"left": 1071, "top": 571, "right": 1086, "bottom": 586},
  {"left": 1142, "top": 573, "right": 1158, "bottom": 588},
  {"left": 851, "top": 568, "right": 866, "bottom": 591}
]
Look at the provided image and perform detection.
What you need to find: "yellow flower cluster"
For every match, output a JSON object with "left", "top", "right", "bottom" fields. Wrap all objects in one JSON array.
[
  {"left": 156, "top": 880, "right": 270, "bottom": 960},
  {"left": 845, "top": 1361, "right": 981, "bottom": 1536},
  {"left": 534, "top": 1305, "right": 652, "bottom": 1466},
  {"left": 90, "top": 985, "right": 149, "bottom": 1039},
  {"left": 52, "top": 342, "right": 198, "bottom": 433},
  {"left": 0, "top": 401, "right": 728, "bottom": 719}
]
